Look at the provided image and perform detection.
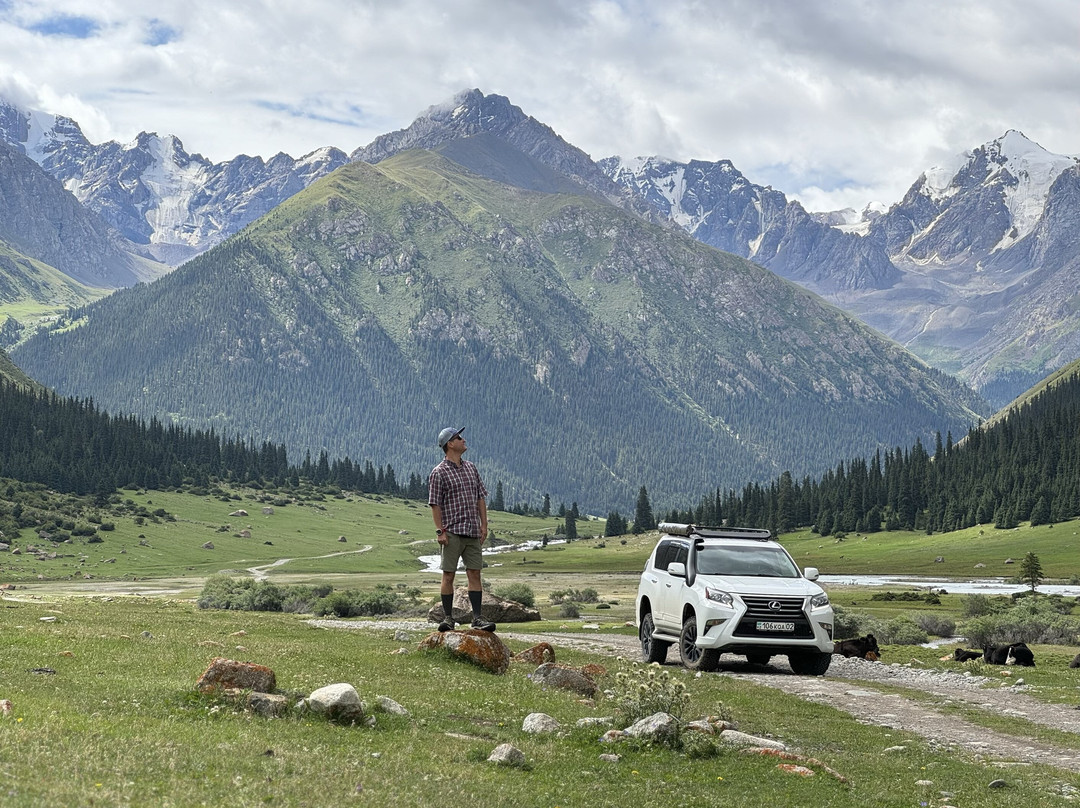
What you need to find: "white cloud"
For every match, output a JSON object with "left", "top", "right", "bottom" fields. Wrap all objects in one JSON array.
[{"left": 1, "top": 0, "right": 1078, "bottom": 210}]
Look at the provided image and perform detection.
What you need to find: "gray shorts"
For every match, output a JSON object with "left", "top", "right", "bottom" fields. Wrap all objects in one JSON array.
[{"left": 440, "top": 532, "right": 483, "bottom": 571}]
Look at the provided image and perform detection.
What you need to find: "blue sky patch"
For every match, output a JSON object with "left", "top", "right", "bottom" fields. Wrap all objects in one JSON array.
[
  {"left": 146, "top": 19, "right": 179, "bottom": 46},
  {"left": 27, "top": 14, "right": 99, "bottom": 38},
  {"left": 253, "top": 99, "right": 366, "bottom": 129}
]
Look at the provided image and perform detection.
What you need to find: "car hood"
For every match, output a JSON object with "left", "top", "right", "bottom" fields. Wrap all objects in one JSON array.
[{"left": 699, "top": 574, "right": 822, "bottom": 597}]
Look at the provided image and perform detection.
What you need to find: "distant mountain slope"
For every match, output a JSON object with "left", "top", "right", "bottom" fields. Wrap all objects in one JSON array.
[
  {"left": 606, "top": 131, "right": 1080, "bottom": 407},
  {"left": 0, "top": 137, "right": 161, "bottom": 288},
  {"left": 0, "top": 98, "right": 348, "bottom": 266},
  {"left": 12, "top": 149, "right": 987, "bottom": 512},
  {"left": 598, "top": 155, "right": 899, "bottom": 294},
  {"left": 0, "top": 347, "right": 39, "bottom": 390}
]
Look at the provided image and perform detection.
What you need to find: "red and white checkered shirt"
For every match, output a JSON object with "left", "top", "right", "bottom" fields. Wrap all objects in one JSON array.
[{"left": 428, "top": 458, "right": 488, "bottom": 538}]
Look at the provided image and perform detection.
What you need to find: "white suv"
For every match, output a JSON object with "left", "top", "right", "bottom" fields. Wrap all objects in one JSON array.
[{"left": 635, "top": 523, "right": 834, "bottom": 675}]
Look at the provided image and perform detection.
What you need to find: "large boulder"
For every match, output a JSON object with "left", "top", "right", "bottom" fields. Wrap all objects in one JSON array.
[
  {"left": 528, "top": 662, "right": 597, "bottom": 697},
  {"left": 195, "top": 658, "right": 275, "bottom": 693},
  {"left": 427, "top": 587, "right": 541, "bottom": 624},
  {"left": 418, "top": 629, "right": 512, "bottom": 675}
]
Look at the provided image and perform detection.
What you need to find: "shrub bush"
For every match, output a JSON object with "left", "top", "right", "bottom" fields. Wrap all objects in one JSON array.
[
  {"left": 559, "top": 602, "right": 581, "bottom": 619},
  {"left": 871, "top": 616, "right": 928, "bottom": 646},
  {"left": 831, "top": 605, "right": 869, "bottom": 639},
  {"left": 493, "top": 583, "right": 535, "bottom": 608},
  {"left": 913, "top": 612, "right": 956, "bottom": 638},
  {"left": 961, "top": 599, "right": 1080, "bottom": 647},
  {"left": 607, "top": 664, "right": 691, "bottom": 727}
]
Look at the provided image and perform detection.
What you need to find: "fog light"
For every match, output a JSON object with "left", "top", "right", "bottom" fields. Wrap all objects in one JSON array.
[
  {"left": 820, "top": 622, "right": 833, "bottom": 639},
  {"left": 704, "top": 618, "right": 727, "bottom": 632}
]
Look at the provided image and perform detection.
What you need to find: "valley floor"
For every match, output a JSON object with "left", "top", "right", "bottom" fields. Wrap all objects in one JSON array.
[{"left": 317, "top": 618, "right": 1080, "bottom": 775}]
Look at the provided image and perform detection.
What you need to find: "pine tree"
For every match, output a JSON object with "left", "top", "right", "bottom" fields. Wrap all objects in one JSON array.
[
  {"left": 1019, "top": 551, "right": 1043, "bottom": 595},
  {"left": 564, "top": 510, "right": 578, "bottom": 541},
  {"left": 491, "top": 481, "right": 505, "bottom": 511},
  {"left": 633, "top": 486, "right": 655, "bottom": 534}
]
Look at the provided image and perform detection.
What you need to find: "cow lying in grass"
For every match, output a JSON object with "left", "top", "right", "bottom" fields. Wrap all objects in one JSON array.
[
  {"left": 949, "top": 648, "right": 982, "bottom": 662},
  {"left": 833, "top": 634, "right": 880, "bottom": 660},
  {"left": 983, "top": 642, "right": 1035, "bottom": 666}
]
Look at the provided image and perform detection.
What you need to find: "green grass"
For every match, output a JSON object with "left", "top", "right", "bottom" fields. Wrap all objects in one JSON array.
[
  {"left": 3, "top": 596, "right": 1080, "bottom": 807},
  {"left": 782, "top": 521, "right": 1080, "bottom": 579},
  {"left": 5, "top": 484, "right": 1080, "bottom": 804}
]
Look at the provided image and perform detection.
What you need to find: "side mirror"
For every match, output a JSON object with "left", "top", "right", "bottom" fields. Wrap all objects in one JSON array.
[
  {"left": 803, "top": 567, "right": 819, "bottom": 581},
  {"left": 667, "top": 562, "right": 687, "bottom": 578}
]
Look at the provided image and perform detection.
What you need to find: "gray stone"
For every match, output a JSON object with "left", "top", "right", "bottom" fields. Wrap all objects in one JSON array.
[
  {"left": 720, "top": 729, "right": 786, "bottom": 750},
  {"left": 529, "top": 662, "right": 597, "bottom": 697},
  {"left": 303, "top": 683, "right": 365, "bottom": 723},
  {"left": 522, "top": 712, "right": 561, "bottom": 733},
  {"left": 623, "top": 712, "right": 679, "bottom": 743},
  {"left": 428, "top": 587, "right": 541, "bottom": 624},
  {"left": 375, "top": 695, "right": 409, "bottom": 716},
  {"left": 245, "top": 691, "right": 290, "bottom": 718},
  {"left": 488, "top": 743, "right": 526, "bottom": 766}
]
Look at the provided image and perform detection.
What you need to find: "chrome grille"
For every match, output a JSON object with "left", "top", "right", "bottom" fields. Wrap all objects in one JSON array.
[{"left": 740, "top": 596, "right": 805, "bottom": 619}]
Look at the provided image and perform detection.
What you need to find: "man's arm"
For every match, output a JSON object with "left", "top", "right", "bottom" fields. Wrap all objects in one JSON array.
[
  {"left": 430, "top": 504, "right": 448, "bottom": 546},
  {"left": 477, "top": 498, "right": 488, "bottom": 544}
]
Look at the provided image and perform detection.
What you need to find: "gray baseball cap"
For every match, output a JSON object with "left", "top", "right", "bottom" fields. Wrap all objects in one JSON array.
[{"left": 437, "top": 426, "right": 465, "bottom": 448}]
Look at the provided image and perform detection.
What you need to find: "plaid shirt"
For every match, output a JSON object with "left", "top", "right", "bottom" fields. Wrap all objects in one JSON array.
[{"left": 428, "top": 458, "right": 487, "bottom": 538}]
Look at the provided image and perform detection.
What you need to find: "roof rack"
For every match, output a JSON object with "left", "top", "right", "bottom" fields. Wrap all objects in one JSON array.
[{"left": 658, "top": 522, "right": 773, "bottom": 541}]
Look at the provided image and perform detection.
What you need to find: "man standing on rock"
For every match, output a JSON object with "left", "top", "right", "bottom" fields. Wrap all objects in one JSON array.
[{"left": 428, "top": 426, "right": 496, "bottom": 632}]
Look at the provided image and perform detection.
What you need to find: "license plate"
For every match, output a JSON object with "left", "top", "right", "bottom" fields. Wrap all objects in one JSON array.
[{"left": 756, "top": 621, "right": 795, "bottom": 632}]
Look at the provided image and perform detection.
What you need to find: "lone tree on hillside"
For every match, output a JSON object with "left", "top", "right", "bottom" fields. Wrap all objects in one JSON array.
[{"left": 1019, "top": 551, "right": 1044, "bottom": 596}]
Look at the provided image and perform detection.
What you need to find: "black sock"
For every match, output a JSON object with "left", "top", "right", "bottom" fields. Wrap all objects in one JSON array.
[
  {"left": 469, "top": 589, "right": 483, "bottom": 618},
  {"left": 442, "top": 594, "right": 454, "bottom": 622}
]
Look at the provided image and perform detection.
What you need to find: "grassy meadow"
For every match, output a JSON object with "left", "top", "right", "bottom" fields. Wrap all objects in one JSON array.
[
  {"left": 3, "top": 484, "right": 1080, "bottom": 806},
  {"left": 3, "top": 596, "right": 1080, "bottom": 808}
]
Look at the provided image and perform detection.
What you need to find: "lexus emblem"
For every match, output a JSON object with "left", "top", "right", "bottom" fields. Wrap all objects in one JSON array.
[{"left": 768, "top": 600, "right": 782, "bottom": 611}]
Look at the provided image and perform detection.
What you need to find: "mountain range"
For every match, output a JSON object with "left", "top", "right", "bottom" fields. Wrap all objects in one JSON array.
[
  {"left": 601, "top": 131, "right": 1080, "bottom": 407},
  {"left": 6, "top": 143, "right": 985, "bottom": 513},
  {"left": 4, "top": 91, "right": 1079, "bottom": 406}
]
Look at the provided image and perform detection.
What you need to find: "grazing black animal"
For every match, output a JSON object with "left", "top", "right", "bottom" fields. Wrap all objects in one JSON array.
[
  {"left": 952, "top": 648, "right": 982, "bottom": 662},
  {"left": 983, "top": 642, "right": 1035, "bottom": 667},
  {"left": 833, "top": 633, "right": 880, "bottom": 660},
  {"left": 1069, "top": 653, "right": 1080, "bottom": 669}
]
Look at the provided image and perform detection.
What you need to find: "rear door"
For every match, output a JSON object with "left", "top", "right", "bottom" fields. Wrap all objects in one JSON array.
[{"left": 652, "top": 541, "right": 688, "bottom": 630}]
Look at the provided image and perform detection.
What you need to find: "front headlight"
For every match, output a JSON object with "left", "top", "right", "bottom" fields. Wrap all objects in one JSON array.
[
  {"left": 810, "top": 592, "right": 830, "bottom": 609},
  {"left": 704, "top": 587, "right": 734, "bottom": 608}
]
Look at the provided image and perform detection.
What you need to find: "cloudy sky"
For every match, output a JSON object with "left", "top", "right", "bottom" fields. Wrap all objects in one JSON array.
[{"left": 1, "top": 0, "right": 1078, "bottom": 212}]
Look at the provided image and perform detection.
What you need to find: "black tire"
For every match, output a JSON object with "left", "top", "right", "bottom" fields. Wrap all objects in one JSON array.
[
  {"left": 639, "top": 612, "right": 670, "bottom": 663},
  {"left": 745, "top": 652, "right": 772, "bottom": 666},
  {"left": 679, "top": 615, "right": 720, "bottom": 672},
  {"left": 788, "top": 651, "right": 832, "bottom": 676}
]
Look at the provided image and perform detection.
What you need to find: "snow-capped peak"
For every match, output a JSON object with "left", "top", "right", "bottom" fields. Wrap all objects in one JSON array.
[{"left": 922, "top": 130, "right": 1079, "bottom": 244}]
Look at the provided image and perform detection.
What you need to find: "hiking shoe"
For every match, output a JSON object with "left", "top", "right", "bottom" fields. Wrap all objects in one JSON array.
[
  {"left": 438, "top": 618, "right": 455, "bottom": 632},
  {"left": 470, "top": 617, "right": 496, "bottom": 632}
]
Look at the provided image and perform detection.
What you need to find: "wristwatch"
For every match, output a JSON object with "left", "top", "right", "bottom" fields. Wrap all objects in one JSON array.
[{"left": 436, "top": 529, "right": 444, "bottom": 536}]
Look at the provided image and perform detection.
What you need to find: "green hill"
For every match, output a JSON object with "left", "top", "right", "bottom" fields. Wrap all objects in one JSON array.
[{"left": 12, "top": 149, "right": 988, "bottom": 513}]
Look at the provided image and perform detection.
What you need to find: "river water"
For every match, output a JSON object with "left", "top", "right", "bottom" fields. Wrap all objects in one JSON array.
[
  {"left": 818, "top": 574, "right": 1080, "bottom": 597},
  {"left": 422, "top": 541, "right": 1078, "bottom": 597}
]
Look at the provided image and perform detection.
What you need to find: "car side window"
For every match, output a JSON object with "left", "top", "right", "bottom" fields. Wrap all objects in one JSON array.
[
  {"left": 654, "top": 541, "right": 678, "bottom": 572},
  {"left": 648, "top": 540, "right": 682, "bottom": 570}
]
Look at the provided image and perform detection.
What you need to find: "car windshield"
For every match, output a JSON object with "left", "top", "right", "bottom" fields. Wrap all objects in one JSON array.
[{"left": 696, "top": 544, "right": 801, "bottom": 578}]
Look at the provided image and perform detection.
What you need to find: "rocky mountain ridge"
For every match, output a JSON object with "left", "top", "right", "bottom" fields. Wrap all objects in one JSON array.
[
  {"left": 4, "top": 91, "right": 1078, "bottom": 405},
  {"left": 10, "top": 150, "right": 986, "bottom": 512}
]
